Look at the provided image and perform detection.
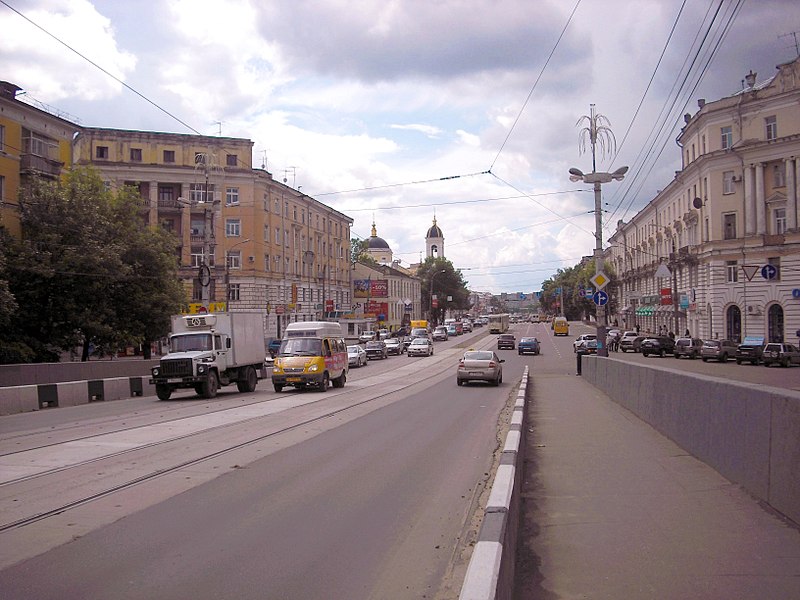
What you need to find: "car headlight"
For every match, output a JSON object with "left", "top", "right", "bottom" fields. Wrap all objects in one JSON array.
[
  {"left": 308, "top": 363, "right": 319, "bottom": 372},
  {"left": 152, "top": 367, "right": 160, "bottom": 376},
  {"left": 198, "top": 364, "right": 207, "bottom": 374}
]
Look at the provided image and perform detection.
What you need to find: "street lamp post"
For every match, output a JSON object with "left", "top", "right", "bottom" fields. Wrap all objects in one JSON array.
[
  {"left": 570, "top": 105, "right": 628, "bottom": 357},
  {"left": 429, "top": 269, "right": 446, "bottom": 325}
]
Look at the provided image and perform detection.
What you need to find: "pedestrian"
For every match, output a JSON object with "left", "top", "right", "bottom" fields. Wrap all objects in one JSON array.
[
  {"left": 635, "top": 324, "right": 640, "bottom": 334},
  {"left": 684, "top": 328, "right": 690, "bottom": 337}
]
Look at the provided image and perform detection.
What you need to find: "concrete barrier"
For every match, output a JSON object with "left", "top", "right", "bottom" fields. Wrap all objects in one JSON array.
[
  {"left": 460, "top": 367, "right": 528, "bottom": 600},
  {"left": 581, "top": 355, "right": 800, "bottom": 525},
  {"left": 0, "top": 360, "right": 159, "bottom": 387},
  {"left": 0, "top": 385, "right": 39, "bottom": 415},
  {"left": 0, "top": 376, "right": 156, "bottom": 415}
]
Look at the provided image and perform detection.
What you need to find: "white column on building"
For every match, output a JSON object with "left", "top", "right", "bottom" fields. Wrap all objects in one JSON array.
[
  {"left": 788, "top": 157, "right": 798, "bottom": 231},
  {"left": 743, "top": 164, "right": 755, "bottom": 236},
  {"left": 755, "top": 162, "right": 766, "bottom": 235}
]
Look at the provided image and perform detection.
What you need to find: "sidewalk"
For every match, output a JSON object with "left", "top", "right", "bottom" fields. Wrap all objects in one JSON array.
[{"left": 513, "top": 369, "right": 800, "bottom": 600}]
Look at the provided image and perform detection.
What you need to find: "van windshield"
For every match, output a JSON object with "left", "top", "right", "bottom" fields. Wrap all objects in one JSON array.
[
  {"left": 282, "top": 338, "right": 322, "bottom": 356},
  {"left": 171, "top": 333, "right": 213, "bottom": 352}
]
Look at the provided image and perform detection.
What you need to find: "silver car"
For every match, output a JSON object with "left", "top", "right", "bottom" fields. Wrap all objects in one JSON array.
[
  {"left": 457, "top": 350, "right": 504, "bottom": 386},
  {"left": 407, "top": 337, "right": 434, "bottom": 357},
  {"left": 347, "top": 345, "right": 367, "bottom": 367}
]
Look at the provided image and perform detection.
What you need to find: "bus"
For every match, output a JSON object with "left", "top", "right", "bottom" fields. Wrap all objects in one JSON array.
[{"left": 488, "top": 314, "right": 510, "bottom": 334}]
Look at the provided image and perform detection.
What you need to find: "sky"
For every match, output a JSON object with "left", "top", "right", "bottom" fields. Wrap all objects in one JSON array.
[{"left": 2, "top": 0, "right": 798, "bottom": 294}]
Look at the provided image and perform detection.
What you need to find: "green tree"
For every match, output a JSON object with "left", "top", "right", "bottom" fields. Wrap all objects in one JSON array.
[
  {"left": 416, "top": 257, "right": 471, "bottom": 325},
  {"left": 0, "top": 168, "right": 185, "bottom": 363}
]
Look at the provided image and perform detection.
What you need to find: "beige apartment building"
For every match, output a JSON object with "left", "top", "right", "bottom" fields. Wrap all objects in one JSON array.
[
  {"left": 73, "top": 128, "right": 353, "bottom": 343},
  {"left": 608, "top": 56, "right": 800, "bottom": 344}
]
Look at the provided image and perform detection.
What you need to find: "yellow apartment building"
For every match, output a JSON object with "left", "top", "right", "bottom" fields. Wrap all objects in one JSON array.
[{"left": 0, "top": 81, "right": 81, "bottom": 238}]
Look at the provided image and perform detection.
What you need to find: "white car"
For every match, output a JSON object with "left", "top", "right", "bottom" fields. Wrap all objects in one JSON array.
[
  {"left": 407, "top": 337, "right": 434, "bottom": 357},
  {"left": 347, "top": 344, "right": 367, "bottom": 367},
  {"left": 573, "top": 333, "right": 597, "bottom": 353},
  {"left": 359, "top": 331, "right": 376, "bottom": 343}
]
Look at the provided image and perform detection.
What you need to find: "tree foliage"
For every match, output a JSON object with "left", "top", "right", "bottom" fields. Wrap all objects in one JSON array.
[
  {"left": 416, "top": 257, "right": 471, "bottom": 325},
  {"left": 0, "top": 168, "right": 186, "bottom": 363},
  {"left": 537, "top": 260, "right": 618, "bottom": 321}
]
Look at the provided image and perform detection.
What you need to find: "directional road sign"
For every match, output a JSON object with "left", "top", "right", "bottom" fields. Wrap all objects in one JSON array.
[
  {"left": 761, "top": 264, "right": 778, "bottom": 280},
  {"left": 592, "top": 290, "right": 609, "bottom": 306}
]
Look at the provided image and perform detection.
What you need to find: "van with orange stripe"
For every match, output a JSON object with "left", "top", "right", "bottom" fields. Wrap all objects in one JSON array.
[{"left": 271, "top": 322, "right": 348, "bottom": 392}]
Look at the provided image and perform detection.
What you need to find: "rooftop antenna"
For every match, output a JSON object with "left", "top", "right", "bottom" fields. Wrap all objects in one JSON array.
[
  {"left": 213, "top": 121, "right": 223, "bottom": 136},
  {"left": 260, "top": 150, "right": 267, "bottom": 170},
  {"left": 283, "top": 166, "right": 297, "bottom": 188},
  {"left": 778, "top": 31, "right": 800, "bottom": 57}
]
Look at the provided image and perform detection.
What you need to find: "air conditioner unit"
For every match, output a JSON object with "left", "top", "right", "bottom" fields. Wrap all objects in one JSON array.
[{"left": 732, "top": 175, "right": 742, "bottom": 182}]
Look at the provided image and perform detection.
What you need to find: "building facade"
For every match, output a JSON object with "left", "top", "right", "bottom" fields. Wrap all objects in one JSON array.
[
  {"left": 608, "top": 57, "right": 800, "bottom": 343},
  {"left": 352, "top": 260, "right": 420, "bottom": 332},
  {"left": 73, "top": 128, "right": 354, "bottom": 343},
  {"left": 0, "top": 81, "right": 81, "bottom": 238}
]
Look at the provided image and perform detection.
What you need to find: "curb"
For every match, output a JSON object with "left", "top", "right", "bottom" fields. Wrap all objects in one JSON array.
[{"left": 459, "top": 366, "right": 528, "bottom": 600}]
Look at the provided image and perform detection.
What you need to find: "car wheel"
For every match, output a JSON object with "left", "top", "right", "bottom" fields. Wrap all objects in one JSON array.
[
  {"left": 621, "top": 348, "right": 627, "bottom": 353},
  {"left": 736, "top": 359, "right": 742, "bottom": 365},
  {"left": 674, "top": 353, "right": 680, "bottom": 359},
  {"left": 702, "top": 357, "right": 708, "bottom": 362},
  {"left": 721, "top": 353, "right": 728, "bottom": 362},
  {"left": 457, "top": 379, "right": 464, "bottom": 386},
  {"left": 642, "top": 352, "right": 648, "bottom": 357}
]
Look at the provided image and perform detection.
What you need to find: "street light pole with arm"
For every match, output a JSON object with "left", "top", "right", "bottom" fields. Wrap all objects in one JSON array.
[{"left": 429, "top": 269, "right": 446, "bottom": 326}]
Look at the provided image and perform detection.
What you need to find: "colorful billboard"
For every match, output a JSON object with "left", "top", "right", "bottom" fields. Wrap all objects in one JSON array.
[{"left": 354, "top": 279, "right": 389, "bottom": 298}]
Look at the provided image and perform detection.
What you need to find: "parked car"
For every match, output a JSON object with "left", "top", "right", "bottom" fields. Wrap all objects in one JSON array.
[
  {"left": 407, "top": 337, "right": 434, "bottom": 357},
  {"left": 359, "top": 331, "right": 376, "bottom": 343},
  {"left": 762, "top": 343, "right": 800, "bottom": 368},
  {"left": 378, "top": 329, "right": 390, "bottom": 340},
  {"left": 456, "top": 350, "right": 504, "bottom": 386},
  {"left": 736, "top": 336, "right": 765, "bottom": 365},
  {"left": 583, "top": 339, "right": 599, "bottom": 354},
  {"left": 518, "top": 337, "right": 541, "bottom": 355},
  {"left": 497, "top": 333, "right": 516, "bottom": 350},
  {"left": 365, "top": 340, "right": 388, "bottom": 360},
  {"left": 640, "top": 336, "right": 676, "bottom": 357},
  {"left": 432, "top": 326, "right": 449, "bottom": 341},
  {"left": 700, "top": 339, "right": 737, "bottom": 362},
  {"left": 573, "top": 333, "right": 597, "bottom": 353},
  {"left": 347, "top": 344, "right": 367, "bottom": 367},
  {"left": 384, "top": 338, "right": 404, "bottom": 355},
  {"left": 619, "top": 331, "right": 645, "bottom": 353},
  {"left": 673, "top": 337, "right": 704, "bottom": 359},
  {"left": 461, "top": 320, "right": 473, "bottom": 332}
]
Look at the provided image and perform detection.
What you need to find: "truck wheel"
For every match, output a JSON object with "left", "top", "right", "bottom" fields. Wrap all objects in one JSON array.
[
  {"left": 156, "top": 385, "right": 172, "bottom": 401},
  {"left": 237, "top": 366, "right": 258, "bottom": 393},
  {"left": 332, "top": 371, "right": 346, "bottom": 388},
  {"left": 202, "top": 372, "right": 219, "bottom": 398},
  {"left": 273, "top": 383, "right": 283, "bottom": 392}
]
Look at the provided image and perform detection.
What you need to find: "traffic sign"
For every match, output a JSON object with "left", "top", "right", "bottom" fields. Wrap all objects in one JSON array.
[
  {"left": 592, "top": 290, "right": 609, "bottom": 306},
  {"left": 741, "top": 265, "right": 759, "bottom": 281},
  {"left": 590, "top": 272, "right": 610, "bottom": 290},
  {"left": 761, "top": 264, "right": 778, "bottom": 280}
]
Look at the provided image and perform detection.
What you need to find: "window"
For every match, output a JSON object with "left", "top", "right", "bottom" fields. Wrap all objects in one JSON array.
[
  {"left": 191, "top": 248, "right": 204, "bottom": 267},
  {"left": 163, "top": 150, "right": 175, "bottom": 163},
  {"left": 226, "top": 250, "right": 242, "bottom": 270},
  {"left": 723, "top": 213, "right": 737, "bottom": 240},
  {"left": 161, "top": 218, "right": 175, "bottom": 233},
  {"left": 226, "top": 187, "right": 239, "bottom": 205},
  {"left": 228, "top": 283, "right": 241, "bottom": 301},
  {"left": 130, "top": 148, "right": 142, "bottom": 161},
  {"left": 226, "top": 219, "right": 241, "bottom": 237},
  {"left": 158, "top": 186, "right": 175, "bottom": 202},
  {"left": 195, "top": 152, "right": 206, "bottom": 165},
  {"left": 775, "top": 207, "right": 786, "bottom": 235},
  {"left": 0, "top": 124, "right": 5, "bottom": 152},
  {"left": 0, "top": 175, "right": 4, "bottom": 203},
  {"left": 96, "top": 145, "right": 109, "bottom": 159},
  {"left": 721, "top": 126, "right": 733, "bottom": 150},
  {"left": 767, "top": 257, "right": 781, "bottom": 281},
  {"left": 190, "top": 183, "right": 214, "bottom": 203},
  {"left": 264, "top": 254, "right": 270, "bottom": 271},
  {"left": 722, "top": 171, "right": 735, "bottom": 194},
  {"left": 226, "top": 154, "right": 237, "bottom": 167},
  {"left": 765, "top": 115, "right": 777, "bottom": 141},
  {"left": 773, "top": 163, "right": 786, "bottom": 188},
  {"left": 726, "top": 260, "right": 738, "bottom": 283},
  {"left": 275, "top": 227, "right": 280, "bottom": 244}
]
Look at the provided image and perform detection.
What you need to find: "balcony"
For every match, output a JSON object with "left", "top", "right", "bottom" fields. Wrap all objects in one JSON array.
[{"left": 20, "top": 153, "right": 63, "bottom": 178}]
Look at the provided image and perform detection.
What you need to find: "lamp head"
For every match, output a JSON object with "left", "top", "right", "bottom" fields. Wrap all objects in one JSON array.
[
  {"left": 611, "top": 166, "right": 629, "bottom": 181},
  {"left": 568, "top": 167, "right": 585, "bottom": 178}
]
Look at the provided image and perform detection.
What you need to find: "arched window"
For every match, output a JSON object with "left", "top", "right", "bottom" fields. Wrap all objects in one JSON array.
[
  {"left": 725, "top": 305, "right": 742, "bottom": 343},
  {"left": 767, "top": 304, "right": 784, "bottom": 343}
]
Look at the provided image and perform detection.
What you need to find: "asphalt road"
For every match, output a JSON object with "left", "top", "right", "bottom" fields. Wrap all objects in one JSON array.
[{"left": 0, "top": 327, "right": 515, "bottom": 600}]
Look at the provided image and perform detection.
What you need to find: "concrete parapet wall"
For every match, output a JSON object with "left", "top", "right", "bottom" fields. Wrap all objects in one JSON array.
[
  {"left": 581, "top": 356, "right": 800, "bottom": 525},
  {"left": 0, "top": 385, "right": 39, "bottom": 415},
  {"left": 0, "top": 360, "right": 159, "bottom": 387}
]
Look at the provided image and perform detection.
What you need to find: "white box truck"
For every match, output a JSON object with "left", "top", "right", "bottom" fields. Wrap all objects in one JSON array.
[{"left": 150, "top": 312, "right": 266, "bottom": 400}]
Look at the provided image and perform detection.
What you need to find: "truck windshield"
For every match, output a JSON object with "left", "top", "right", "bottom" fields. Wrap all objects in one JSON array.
[
  {"left": 171, "top": 333, "right": 213, "bottom": 352},
  {"left": 282, "top": 338, "right": 322, "bottom": 356}
]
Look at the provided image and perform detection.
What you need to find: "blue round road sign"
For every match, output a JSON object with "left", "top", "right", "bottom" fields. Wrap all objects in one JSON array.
[
  {"left": 761, "top": 264, "right": 778, "bottom": 280},
  {"left": 592, "top": 290, "right": 609, "bottom": 306}
]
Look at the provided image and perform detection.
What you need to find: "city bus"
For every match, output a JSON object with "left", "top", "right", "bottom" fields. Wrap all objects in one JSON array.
[{"left": 488, "top": 314, "right": 510, "bottom": 334}]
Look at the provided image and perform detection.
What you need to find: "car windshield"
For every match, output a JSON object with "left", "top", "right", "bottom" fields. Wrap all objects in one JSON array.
[
  {"left": 171, "top": 333, "right": 213, "bottom": 352},
  {"left": 704, "top": 341, "right": 720, "bottom": 347},
  {"left": 282, "top": 338, "right": 322, "bottom": 356},
  {"left": 411, "top": 339, "right": 427, "bottom": 345},
  {"left": 347, "top": 346, "right": 359, "bottom": 354}
]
